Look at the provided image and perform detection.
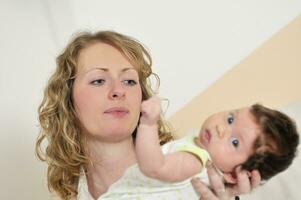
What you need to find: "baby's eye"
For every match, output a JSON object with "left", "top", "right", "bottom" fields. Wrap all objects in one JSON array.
[
  {"left": 227, "top": 113, "right": 234, "bottom": 124},
  {"left": 231, "top": 137, "right": 239, "bottom": 148},
  {"left": 123, "top": 79, "right": 137, "bottom": 86},
  {"left": 90, "top": 79, "right": 105, "bottom": 85}
]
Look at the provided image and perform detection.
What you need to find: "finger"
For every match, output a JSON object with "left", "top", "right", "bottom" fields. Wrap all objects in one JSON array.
[
  {"left": 206, "top": 161, "right": 226, "bottom": 197},
  {"left": 191, "top": 178, "right": 218, "bottom": 200},
  {"left": 235, "top": 167, "right": 251, "bottom": 194},
  {"left": 250, "top": 169, "right": 261, "bottom": 188}
]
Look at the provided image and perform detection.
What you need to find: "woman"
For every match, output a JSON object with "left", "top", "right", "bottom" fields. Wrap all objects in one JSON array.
[{"left": 36, "top": 30, "right": 260, "bottom": 200}]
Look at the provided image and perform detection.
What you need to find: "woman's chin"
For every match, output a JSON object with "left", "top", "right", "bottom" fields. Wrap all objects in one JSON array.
[{"left": 97, "top": 128, "right": 134, "bottom": 142}]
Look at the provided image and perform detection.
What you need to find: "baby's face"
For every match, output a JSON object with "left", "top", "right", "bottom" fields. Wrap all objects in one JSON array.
[{"left": 197, "top": 107, "right": 260, "bottom": 173}]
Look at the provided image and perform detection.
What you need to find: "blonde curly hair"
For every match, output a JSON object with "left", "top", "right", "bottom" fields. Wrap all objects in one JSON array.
[{"left": 35, "top": 30, "right": 173, "bottom": 200}]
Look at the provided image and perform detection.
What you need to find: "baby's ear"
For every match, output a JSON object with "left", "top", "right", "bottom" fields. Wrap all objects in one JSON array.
[{"left": 223, "top": 172, "right": 237, "bottom": 184}]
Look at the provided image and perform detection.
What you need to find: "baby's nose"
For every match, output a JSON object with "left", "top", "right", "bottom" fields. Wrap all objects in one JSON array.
[{"left": 217, "top": 125, "right": 225, "bottom": 139}]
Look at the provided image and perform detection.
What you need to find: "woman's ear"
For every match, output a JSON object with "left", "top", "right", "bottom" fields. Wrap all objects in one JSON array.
[{"left": 223, "top": 172, "right": 238, "bottom": 184}]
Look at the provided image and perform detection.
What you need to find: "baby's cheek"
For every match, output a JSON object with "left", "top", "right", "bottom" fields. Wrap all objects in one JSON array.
[{"left": 209, "top": 149, "right": 227, "bottom": 169}]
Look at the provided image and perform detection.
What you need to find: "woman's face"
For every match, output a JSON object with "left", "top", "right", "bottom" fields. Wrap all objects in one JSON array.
[{"left": 72, "top": 42, "right": 142, "bottom": 142}]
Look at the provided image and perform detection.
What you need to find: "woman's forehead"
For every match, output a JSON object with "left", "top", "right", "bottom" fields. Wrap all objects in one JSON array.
[{"left": 77, "top": 42, "right": 137, "bottom": 73}]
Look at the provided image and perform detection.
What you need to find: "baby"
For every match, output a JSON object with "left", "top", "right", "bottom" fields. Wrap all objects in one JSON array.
[{"left": 136, "top": 96, "right": 299, "bottom": 186}]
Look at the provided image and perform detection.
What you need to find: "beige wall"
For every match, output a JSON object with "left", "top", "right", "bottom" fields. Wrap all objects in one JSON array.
[{"left": 169, "top": 15, "right": 301, "bottom": 138}]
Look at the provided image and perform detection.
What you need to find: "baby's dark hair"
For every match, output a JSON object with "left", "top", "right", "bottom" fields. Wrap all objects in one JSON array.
[{"left": 241, "top": 104, "right": 299, "bottom": 180}]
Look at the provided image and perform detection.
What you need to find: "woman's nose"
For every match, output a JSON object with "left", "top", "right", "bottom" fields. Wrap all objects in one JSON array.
[{"left": 108, "top": 82, "right": 125, "bottom": 100}]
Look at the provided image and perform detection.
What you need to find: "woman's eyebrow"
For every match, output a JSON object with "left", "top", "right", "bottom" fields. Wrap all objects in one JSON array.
[
  {"left": 121, "top": 68, "right": 139, "bottom": 75},
  {"left": 85, "top": 67, "right": 108, "bottom": 73},
  {"left": 122, "top": 67, "right": 135, "bottom": 72},
  {"left": 85, "top": 66, "right": 136, "bottom": 73},
  {"left": 77, "top": 67, "right": 107, "bottom": 77},
  {"left": 121, "top": 68, "right": 139, "bottom": 77},
  {"left": 81, "top": 67, "right": 138, "bottom": 78}
]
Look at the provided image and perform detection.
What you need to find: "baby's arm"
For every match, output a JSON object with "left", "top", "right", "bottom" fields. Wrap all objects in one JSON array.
[{"left": 135, "top": 96, "right": 203, "bottom": 182}]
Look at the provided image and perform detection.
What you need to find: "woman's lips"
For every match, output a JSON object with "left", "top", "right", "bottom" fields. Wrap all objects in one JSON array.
[{"left": 104, "top": 107, "right": 129, "bottom": 118}]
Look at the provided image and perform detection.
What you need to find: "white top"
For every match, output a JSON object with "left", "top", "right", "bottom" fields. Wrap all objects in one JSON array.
[{"left": 77, "top": 130, "right": 211, "bottom": 200}]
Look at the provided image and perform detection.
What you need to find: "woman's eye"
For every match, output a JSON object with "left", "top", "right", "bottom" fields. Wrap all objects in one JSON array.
[
  {"left": 227, "top": 113, "right": 234, "bottom": 124},
  {"left": 90, "top": 79, "right": 105, "bottom": 85},
  {"left": 231, "top": 137, "right": 239, "bottom": 148},
  {"left": 123, "top": 79, "right": 137, "bottom": 86}
]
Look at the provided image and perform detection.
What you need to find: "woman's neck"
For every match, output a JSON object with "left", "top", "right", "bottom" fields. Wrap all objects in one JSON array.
[{"left": 85, "top": 136, "right": 137, "bottom": 199}]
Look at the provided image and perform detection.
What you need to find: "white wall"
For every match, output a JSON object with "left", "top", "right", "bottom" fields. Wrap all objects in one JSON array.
[
  {"left": 0, "top": 1, "right": 300, "bottom": 199},
  {"left": 0, "top": 1, "right": 62, "bottom": 199}
]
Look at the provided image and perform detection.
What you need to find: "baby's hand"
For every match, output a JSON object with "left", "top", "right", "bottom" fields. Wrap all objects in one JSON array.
[{"left": 140, "top": 96, "right": 161, "bottom": 126}]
